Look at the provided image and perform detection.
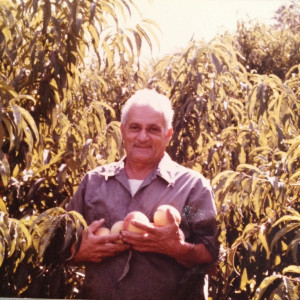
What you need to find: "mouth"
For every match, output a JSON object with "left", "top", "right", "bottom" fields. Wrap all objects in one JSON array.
[{"left": 134, "top": 145, "right": 151, "bottom": 149}]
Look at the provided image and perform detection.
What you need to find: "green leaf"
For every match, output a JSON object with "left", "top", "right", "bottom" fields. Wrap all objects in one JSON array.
[
  {"left": 290, "top": 169, "right": 300, "bottom": 183},
  {"left": 7, "top": 219, "right": 16, "bottom": 257},
  {"left": 67, "top": 210, "right": 87, "bottom": 228},
  {"left": 10, "top": 101, "right": 39, "bottom": 143},
  {"left": 271, "top": 223, "right": 300, "bottom": 250},
  {"left": 253, "top": 275, "right": 282, "bottom": 300},
  {"left": 236, "top": 164, "right": 262, "bottom": 175},
  {"left": 87, "top": 23, "right": 99, "bottom": 49},
  {"left": 0, "top": 150, "right": 10, "bottom": 187},
  {"left": 258, "top": 230, "right": 271, "bottom": 259},
  {"left": 140, "top": 18, "right": 161, "bottom": 49},
  {"left": 132, "top": 29, "right": 142, "bottom": 54},
  {"left": 33, "top": 151, "right": 65, "bottom": 176},
  {"left": 1, "top": 115, "right": 15, "bottom": 151},
  {"left": 38, "top": 216, "right": 62, "bottom": 260},
  {"left": 222, "top": 171, "right": 240, "bottom": 196},
  {"left": 0, "top": 80, "right": 18, "bottom": 97},
  {"left": 253, "top": 186, "right": 262, "bottom": 218},
  {"left": 136, "top": 24, "right": 152, "bottom": 52},
  {"left": 268, "top": 278, "right": 298, "bottom": 300},
  {"left": 288, "top": 237, "right": 300, "bottom": 263},
  {"left": 59, "top": 218, "right": 75, "bottom": 254},
  {"left": 247, "top": 85, "right": 258, "bottom": 119},
  {"left": 242, "top": 223, "right": 259, "bottom": 238},
  {"left": 211, "top": 52, "right": 222, "bottom": 74},
  {"left": 90, "top": 102, "right": 106, "bottom": 131},
  {"left": 211, "top": 170, "right": 235, "bottom": 187},
  {"left": 273, "top": 216, "right": 300, "bottom": 227}
]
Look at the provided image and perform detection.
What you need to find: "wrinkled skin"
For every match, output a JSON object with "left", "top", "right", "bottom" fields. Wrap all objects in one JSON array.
[
  {"left": 74, "top": 209, "right": 214, "bottom": 268},
  {"left": 73, "top": 219, "right": 130, "bottom": 263},
  {"left": 122, "top": 208, "right": 183, "bottom": 258}
]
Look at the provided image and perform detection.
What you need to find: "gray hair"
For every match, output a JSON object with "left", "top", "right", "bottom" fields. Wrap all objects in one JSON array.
[{"left": 121, "top": 89, "right": 174, "bottom": 130}]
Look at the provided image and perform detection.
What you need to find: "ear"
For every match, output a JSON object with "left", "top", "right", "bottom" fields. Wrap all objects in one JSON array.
[
  {"left": 120, "top": 123, "right": 124, "bottom": 136},
  {"left": 166, "top": 127, "right": 173, "bottom": 141}
]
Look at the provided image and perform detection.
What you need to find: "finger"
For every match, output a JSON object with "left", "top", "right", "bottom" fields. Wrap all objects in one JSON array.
[
  {"left": 166, "top": 209, "right": 177, "bottom": 224},
  {"left": 89, "top": 219, "right": 105, "bottom": 234},
  {"left": 129, "top": 220, "right": 155, "bottom": 233},
  {"left": 113, "top": 243, "right": 131, "bottom": 251},
  {"left": 95, "top": 233, "right": 122, "bottom": 244},
  {"left": 122, "top": 230, "right": 148, "bottom": 240},
  {"left": 122, "top": 232, "right": 149, "bottom": 245},
  {"left": 131, "top": 246, "right": 150, "bottom": 253}
]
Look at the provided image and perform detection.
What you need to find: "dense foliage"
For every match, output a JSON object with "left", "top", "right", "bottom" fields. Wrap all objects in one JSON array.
[{"left": 0, "top": 0, "right": 299, "bottom": 298}]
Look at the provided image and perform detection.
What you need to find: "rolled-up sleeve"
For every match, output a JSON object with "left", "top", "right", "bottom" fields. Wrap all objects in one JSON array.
[
  {"left": 183, "top": 177, "right": 219, "bottom": 261},
  {"left": 66, "top": 175, "right": 87, "bottom": 214}
]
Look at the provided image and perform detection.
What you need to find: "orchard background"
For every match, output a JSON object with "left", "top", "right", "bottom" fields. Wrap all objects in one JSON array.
[{"left": 0, "top": 0, "right": 299, "bottom": 299}]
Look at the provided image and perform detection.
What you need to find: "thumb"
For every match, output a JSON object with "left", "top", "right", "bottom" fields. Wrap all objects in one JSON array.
[
  {"left": 166, "top": 209, "right": 177, "bottom": 225},
  {"left": 88, "top": 219, "right": 105, "bottom": 234}
]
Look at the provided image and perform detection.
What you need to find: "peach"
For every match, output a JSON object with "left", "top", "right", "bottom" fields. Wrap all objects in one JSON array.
[
  {"left": 153, "top": 204, "right": 181, "bottom": 227},
  {"left": 94, "top": 226, "right": 111, "bottom": 236},
  {"left": 111, "top": 220, "right": 124, "bottom": 234},
  {"left": 111, "top": 220, "right": 124, "bottom": 243},
  {"left": 123, "top": 211, "right": 150, "bottom": 233}
]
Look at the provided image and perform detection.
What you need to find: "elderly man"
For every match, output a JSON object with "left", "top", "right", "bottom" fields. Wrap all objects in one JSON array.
[{"left": 67, "top": 89, "right": 218, "bottom": 300}]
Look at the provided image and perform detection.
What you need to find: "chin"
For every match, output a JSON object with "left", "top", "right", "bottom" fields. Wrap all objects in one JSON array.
[
  {"left": 133, "top": 156, "right": 152, "bottom": 163},
  {"left": 131, "top": 151, "right": 152, "bottom": 160}
]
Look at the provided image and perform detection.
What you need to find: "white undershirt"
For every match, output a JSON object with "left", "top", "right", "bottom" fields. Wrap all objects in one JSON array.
[{"left": 128, "top": 179, "right": 143, "bottom": 196}]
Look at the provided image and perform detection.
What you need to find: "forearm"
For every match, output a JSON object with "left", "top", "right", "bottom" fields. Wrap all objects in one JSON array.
[{"left": 171, "top": 242, "right": 214, "bottom": 268}]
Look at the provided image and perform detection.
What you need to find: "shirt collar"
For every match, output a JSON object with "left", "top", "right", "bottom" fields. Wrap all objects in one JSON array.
[
  {"left": 99, "top": 153, "right": 177, "bottom": 186},
  {"left": 155, "top": 152, "right": 177, "bottom": 187},
  {"left": 97, "top": 157, "right": 125, "bottom": 179}
]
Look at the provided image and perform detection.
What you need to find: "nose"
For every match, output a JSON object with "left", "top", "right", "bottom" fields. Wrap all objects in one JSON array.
[{"left": 137, "top": 129, "right": 149, "bottom": 141}]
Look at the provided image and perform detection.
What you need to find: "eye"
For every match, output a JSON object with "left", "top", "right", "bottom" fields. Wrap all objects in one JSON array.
[
  {"left": 149, "top": 126, "right": 161, "bottom": 133},
  {"left": 129, "top": 124, "right": 140, "bottom": 131}
]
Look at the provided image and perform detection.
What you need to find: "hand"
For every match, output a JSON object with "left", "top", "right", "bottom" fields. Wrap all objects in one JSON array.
[
  {"left": 72, "top": 219, "right": 130, "bottom": 263},
  {"left": 122, "top": 209, "right": 215, "bottom": 268},
  {"left": 122, "top": 209, "right": 183, "bottom": 258}
]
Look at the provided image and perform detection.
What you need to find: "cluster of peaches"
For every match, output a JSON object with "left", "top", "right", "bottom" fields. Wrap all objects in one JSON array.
[{"left": 95, "top": 204, "right": 184, "bottom": 242}]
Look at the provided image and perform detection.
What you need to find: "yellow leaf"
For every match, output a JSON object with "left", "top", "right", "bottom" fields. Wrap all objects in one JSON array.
[
  {"left": 258, "top": 230, "right": 270, "bottom": 259},
  {"left": 211, "top": 170, "right": 235, "bottom": 187},
  {"left": 247, "top": 85, "right": 258, "bottom": 119},
  {"left": 282, "top": 265, "right": 300, "bottom": 275},
  {"left": 236, "top": 164, "right": 262, "bottom": 175},
  {"left": 10, "top": 102, "right": 39, "bottom": 143},
  {"left": 2, "top": 26, "right": 11, "bottom": 42},
  {"left": 0, "top": 238, "right": 5, "bottom": 267},
  {"left": 222, "top": 171, "right": 240, "bottom": 196},
  {"left": 238, "top": 145, "right": 246, "bottom": 164},
  {"left": 281, "top": 241, "right": 288, "bottom": 251},
  {"left": 12, "top": 164, "right": 20, "bottom": 178},
  {"left": 0, "top": 198, "right": 7, "bottom": 214},
  {"left": 240, "top": 268, "right": 248, "bottom": 290},
  {"left": 0, "top": 80, "right": 18, "bottom": 97},
  {"left": 253, "top": 187, "right": 262, "bottom": 218},
  {"left": 290, "top": 169, "right": 300, "bottom": 183},
  {"left": 274, "top": 255, "right": 281, "bottom": 266}
]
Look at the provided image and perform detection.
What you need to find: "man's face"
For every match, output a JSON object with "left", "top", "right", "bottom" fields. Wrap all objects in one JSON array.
[{"left": 121, "top": 105, "right": 173, "bottom": 166}]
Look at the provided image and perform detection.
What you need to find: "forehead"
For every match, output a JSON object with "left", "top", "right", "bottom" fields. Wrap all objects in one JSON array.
[{"left": 126, "top": 105, "right": 165, "bottom": 125}]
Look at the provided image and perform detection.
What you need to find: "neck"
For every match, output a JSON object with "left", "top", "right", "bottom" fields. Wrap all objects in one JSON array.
[{"left": 124, "top": 160, "right": 159, "bottom": 180}]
